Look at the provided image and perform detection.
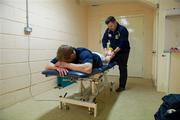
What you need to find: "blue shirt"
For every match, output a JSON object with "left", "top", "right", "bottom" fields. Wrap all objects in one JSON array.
[
  {"left": 102, "top": 23, "right": 130, "bottom": 53},
  {"left": 51, "top": 48, "right": 103, "bottom": 68}
]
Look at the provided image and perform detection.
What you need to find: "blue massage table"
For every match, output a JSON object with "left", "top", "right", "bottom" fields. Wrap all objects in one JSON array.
[
  {"left": 41, "top": 62, "right": 117, "bottom": 117},
  {"left": 42, "top": 62, "right": 117, "bottom": 78}
]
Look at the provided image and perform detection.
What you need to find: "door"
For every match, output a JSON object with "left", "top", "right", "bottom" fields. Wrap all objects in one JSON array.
[{"left": 157, "top": 53, "right": 170, "bottom": 92}]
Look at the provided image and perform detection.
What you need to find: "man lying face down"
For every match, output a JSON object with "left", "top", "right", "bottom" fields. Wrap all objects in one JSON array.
[{"left": 46, "top": 45, "right": 106, "bottom": 76}]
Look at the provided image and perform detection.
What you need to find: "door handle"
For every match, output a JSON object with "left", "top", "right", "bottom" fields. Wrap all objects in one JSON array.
[
  {"left": 152, "top": 50, "right": 156, "bottom": 54},
  {"left": 162, "top": 54, "right": 166, "bottom": 57}
]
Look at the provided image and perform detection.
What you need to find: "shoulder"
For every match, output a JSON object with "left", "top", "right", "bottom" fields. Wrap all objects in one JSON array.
[
  {"left": 104, "top": 28, "right": 109, "bottom": 33},
  {"left": 76, "top": 48, "right": 92, "bottom": 55},
  {"left": 118, "top": 24, "right": 127, "bottom": 30},
  {"left": 118, "top": 24, "right": 128, "bottom": 33},
  {"left": 76, "top": 47, "right": 90, "bottom": 52}
]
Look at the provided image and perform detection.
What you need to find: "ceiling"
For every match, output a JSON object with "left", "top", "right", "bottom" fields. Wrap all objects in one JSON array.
[{"left": 81, "top": 0, "right": 158, "bottom": 7}]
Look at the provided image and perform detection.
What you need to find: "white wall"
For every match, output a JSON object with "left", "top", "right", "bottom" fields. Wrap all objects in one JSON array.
[
  {"left": 0, "top": 0, "right": 87, "bottom": 109},
  {"left": 156, "top": 0, "right": 180, "bottom": 92},
  {"left": 165, "top": 16, "right": 180, "bottom": 51},
  {"left": 169, "top": 53, "right": 180, "bottom": 93},
  {"left": 87, "top": 2, "right": 155, "bottom": 79}
]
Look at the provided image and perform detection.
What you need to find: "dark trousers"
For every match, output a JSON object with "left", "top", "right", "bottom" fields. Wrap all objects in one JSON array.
[{"left": 110, "top": 51, "right": 130, "bottom": 88}]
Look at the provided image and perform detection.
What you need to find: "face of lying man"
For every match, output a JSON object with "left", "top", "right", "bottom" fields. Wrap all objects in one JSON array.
[{"left": 107, "top": 21, "right": 117, "bottom": 32}]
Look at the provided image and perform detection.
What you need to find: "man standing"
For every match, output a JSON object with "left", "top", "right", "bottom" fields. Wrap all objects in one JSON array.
[{"left": 102, "top": 16, "right": 130, "bottom": 92}]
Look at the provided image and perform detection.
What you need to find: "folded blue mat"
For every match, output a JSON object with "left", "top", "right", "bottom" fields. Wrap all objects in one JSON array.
[{"left": 42, "top": 62, "right": 117, "bottom": 78}]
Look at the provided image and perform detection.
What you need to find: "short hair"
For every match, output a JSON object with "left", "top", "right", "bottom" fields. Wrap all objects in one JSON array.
[
  {"left": 56, "top": 45, "right": 74, "bottom": 61},
  {"left": 105, "top": 16, "right": 116, "bottom": 25}
]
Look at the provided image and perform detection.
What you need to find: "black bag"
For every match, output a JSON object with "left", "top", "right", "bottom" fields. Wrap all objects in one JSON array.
[{"left": 154, "top": 94, "right": 180, "bottom": 120}]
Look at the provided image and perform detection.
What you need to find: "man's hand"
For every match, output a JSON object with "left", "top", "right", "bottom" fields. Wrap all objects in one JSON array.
[
  {"left": 110, "top": 47, "right": 120, "bottom": 59},
  {"left": 113, "top": 47, "right": 120, "bottom": 54},
  {"left": 104, "top": 48, "right": 109, "bottom": 56},
  {"left": 55, "top": 61, "right": 61, "bottom": 67},
  {"left": 59, "top": 62, "right": 69, "bottom": 68},
  {"left": 55, "top": 61, "right": 69, "bottom": 68},
  {"left": 55, "top": 61, "right": 69, "bottom": 76},
  {"left": 105, "top": 47, "right": 120, "bottom": 62},
  {"left": 56, "top": 67, "right": 68, "bottom": 77},
  {"left": 104, "top": 48, "right": 112, "bottom": 56},
  {"left": 105, "top": 53, "right": 115, "bottom": 62}
]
